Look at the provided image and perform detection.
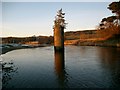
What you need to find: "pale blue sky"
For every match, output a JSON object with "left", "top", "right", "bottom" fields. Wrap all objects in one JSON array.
[{"left": 2, "top": 1, "right": 116, "bottom": 37}]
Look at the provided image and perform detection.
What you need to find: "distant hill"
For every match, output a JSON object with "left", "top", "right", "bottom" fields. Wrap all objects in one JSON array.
[
  {"left": 64, "top": 29, "right": 120, "bottom": 47},
  {"left": 1, "top": 30, "right": 96, "bottom": 44},
  {"left": 65, "top": 30, "right": 97, "bottom": 40},
  {"left": 1, "top": 36, "right": 54, "bottom": 45},
  {"left": 1, "top": 29, "right": 120, "bottom": 47}
]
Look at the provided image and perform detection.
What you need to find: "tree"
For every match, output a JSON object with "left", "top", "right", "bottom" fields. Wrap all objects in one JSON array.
[
  {"left": 99, "top": 16, "right": 118, "bottom": 29},
  {"left": 53, "top": 8, "right": 67, "bottom": 29},
  {"left": 108, "top": 1, "right": 120, "bottom": 15},
  {"left": 99, "top": 1, "right": 120, "bottom": 30},
  {"left": 108, "top": 1, "right": 120, "bottom": 25}
]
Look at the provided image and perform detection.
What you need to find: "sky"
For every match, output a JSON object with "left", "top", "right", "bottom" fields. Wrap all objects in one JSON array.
[{"left": 1, "top": 1, "right": 117, "bottom": 37}]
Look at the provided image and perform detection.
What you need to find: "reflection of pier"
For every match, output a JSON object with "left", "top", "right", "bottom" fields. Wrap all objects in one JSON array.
[
  {"left": 54, "top": 51, "right": 68, "bottom": 88},
  {"left": 54, "top": 51, "right": 65, "bottom": 77}
]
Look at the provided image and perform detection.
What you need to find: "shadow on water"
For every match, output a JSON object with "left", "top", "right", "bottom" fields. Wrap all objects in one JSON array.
[
  {"left": 2, "top": 60, "right": 18, "bottom": 88},
  {"left": 98, "top": 47, "right": 120, "bottom": 88},
  {"left": 54, "top": 50, "right": 68, "bottom": 88}
]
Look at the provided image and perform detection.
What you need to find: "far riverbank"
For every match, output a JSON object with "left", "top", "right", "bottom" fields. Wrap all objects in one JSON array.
[
  {"left": 1, "top": 42, "right": 120, "bottom": 55},
  {"left": 64, "top": 36, "right": 120, "bottom": 48},
  {"left": 0, "top": 43, "right": 51, "bottom": 55}
]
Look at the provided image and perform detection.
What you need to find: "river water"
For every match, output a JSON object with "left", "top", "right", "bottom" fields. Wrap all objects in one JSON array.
[{"left": 1, "top": 46, "right": 120, "bottom": 88}]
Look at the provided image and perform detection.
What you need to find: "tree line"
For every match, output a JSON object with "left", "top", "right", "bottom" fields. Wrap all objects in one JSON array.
[
  {"left": 2, "top": 36, "right": 54, "bottom": 44},
  {"left": 98, "top": 1, "right": 120, "bottom": 37}
]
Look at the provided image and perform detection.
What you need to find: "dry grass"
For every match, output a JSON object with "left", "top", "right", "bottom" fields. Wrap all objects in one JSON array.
[
  {"left": 64, "top": 39, "right": 79, "bottom": 45},
  {"left": 80, "top": 25, "right": 120, "bottom": 42},
  {"left": 25, "top": 41, "right": 39, "bottom": 46}
]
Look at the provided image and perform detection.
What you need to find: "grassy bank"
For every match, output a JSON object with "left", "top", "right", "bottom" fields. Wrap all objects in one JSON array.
[
  {"left": 76, "top": 35, "right": 119, "bottom": 47},
  {"left": 1, "top": 47, "right": 25, "bottom": 55},
  {"left": 64, "top": 25, "right": 120, "bottom": 47},
  {"left": 76, "top": 39, "right": 120, "bottom": 47},
  {"left": 0, "top": 44, "right": 50, "bottom": 55}
]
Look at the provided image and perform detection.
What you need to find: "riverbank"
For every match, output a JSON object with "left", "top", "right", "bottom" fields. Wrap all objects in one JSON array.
[
  {"left": 64, "top": 30, "right": 120, "bottom": 47},
  {"left": 0, "top": 43, "right": 50, "bottom": 55},
  {"left": 64, "top": 39, "right": 120, "bottom": 48},
  {"left": 78, "top": 35, "right": 120, "bottom": 47},
  {"left": 76, "top": 39, "right": 120, "bottom": 47},
  {"left": 1, "top": 39, "right": 120, "bottom": 55},
  {"left": 64, "top": 38, "right": 120, "bottom": 48}
]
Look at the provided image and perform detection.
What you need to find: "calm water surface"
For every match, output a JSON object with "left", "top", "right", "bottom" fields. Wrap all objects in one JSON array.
[{"left": 1, "top": 46, "right": 120, "bottom": 88}]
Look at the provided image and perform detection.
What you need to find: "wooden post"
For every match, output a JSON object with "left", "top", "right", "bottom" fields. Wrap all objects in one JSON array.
[
  {"left": 53, "top": 9, "right": 66, "bottom": 52},
  {"left": 54, "top": 25, "right": 64, "bottom": 51}
]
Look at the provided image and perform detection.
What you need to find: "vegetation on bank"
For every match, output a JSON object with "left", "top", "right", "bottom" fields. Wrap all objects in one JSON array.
[
  {"left": 1, "top": 36, "right": 54, "bottom": 54},
  {"left": 1, "top": 35, "right": 54, "bottom": 45},
  {"left": 0, "top": 43, "right": 50, "bottom": 55}
]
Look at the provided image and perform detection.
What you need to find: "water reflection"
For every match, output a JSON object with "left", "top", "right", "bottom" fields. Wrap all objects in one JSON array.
[
  {"left": 98, "top": 47, "right": 120, "bottom": 88},
  {"left": 54, "top": 51, "right": 68, "bottom": 88},
  {"left": 2, "top": 60, "right": 18, "bottom": 88},
  {"left": 1, "top": 46, "right": 120, "bottom": 88}
]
